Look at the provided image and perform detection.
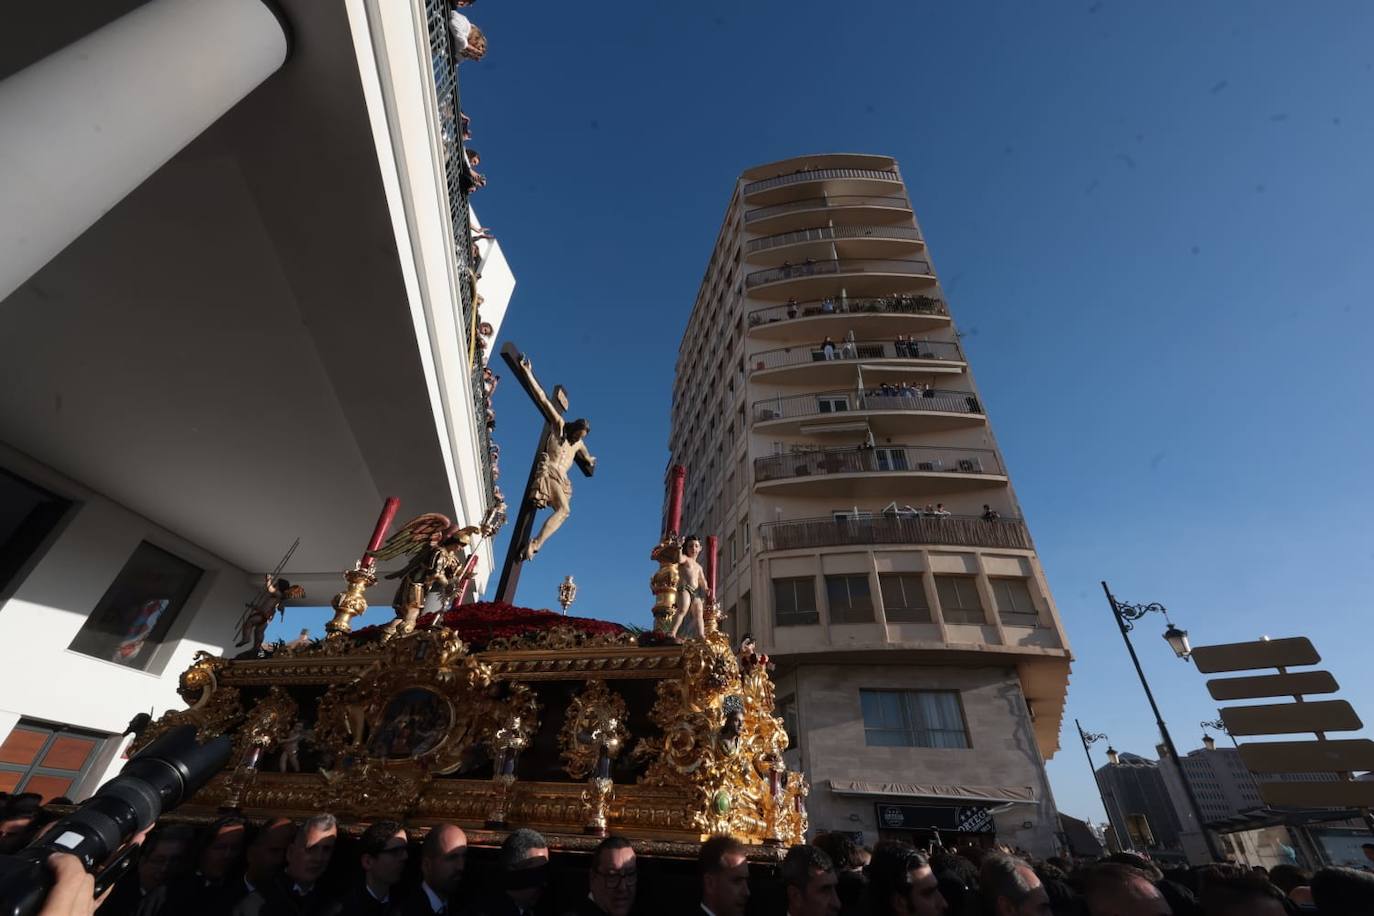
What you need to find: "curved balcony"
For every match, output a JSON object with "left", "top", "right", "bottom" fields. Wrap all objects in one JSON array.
[
  {"left": 743, "top": 167, "right": 902, "bottom": 206},
  {"left": 747, "top": 295, "right": 950, "bottom": 342},
  {"left": 750, "top": 338, "right": 964, "bottom": 384},
  {"left": 745, "top": 224, "right": 924, "bottom": 266},
  {"left": 745, "top": 194, "right": 913, "bottom": 234},
  {"left": 752, "top": 388, "right": 986, "bottom": 437},
  {"left": 755, "top": 445, "right": 1006, "bottom": 497},
  {"left": 746, "top": 258, "right": 936, "bottom": 301},
  {"left": 760, "top": 514, "right": 1032, "bottom": 553}
]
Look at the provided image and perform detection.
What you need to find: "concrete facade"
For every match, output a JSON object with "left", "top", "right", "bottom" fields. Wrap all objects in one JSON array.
[{"left": 667, "top": 155, "right": 1072, "bottom": 856}]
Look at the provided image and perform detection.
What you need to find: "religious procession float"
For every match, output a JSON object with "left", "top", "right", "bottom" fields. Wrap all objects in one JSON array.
[{"left": 129, "top": 345, "right": 807, "bottom": 863}]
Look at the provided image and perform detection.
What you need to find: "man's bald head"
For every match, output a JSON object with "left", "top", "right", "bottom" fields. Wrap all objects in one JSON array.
[
  {"left": 1079, "top": 864, "right": 1171, "bottom": 916},
  {"left": 421, "top": 823, "right": 468, "bottom": 899}
]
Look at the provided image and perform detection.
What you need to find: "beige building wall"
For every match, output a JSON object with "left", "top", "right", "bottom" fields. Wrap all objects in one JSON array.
[{"left": 668, "top": 154, "right": 1072, "bottom": 856}]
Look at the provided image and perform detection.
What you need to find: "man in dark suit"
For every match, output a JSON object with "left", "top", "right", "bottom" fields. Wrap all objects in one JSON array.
[
  {"left": 102, "top": 825, "right": 194, "bottom": 916},
  {"left": 462, "top": 828, "right": 549, "bottom": 916},
  {"left": 232, "top": 813, "right": 339, "bottom": 916},
  {"left": 399, "top": 824, "right": 467, "bottom": 916},
  {"left": 336, "top": 820, "right": 410, "bottom": 915},
  {"left": 135, "top": 816, "right": 249, "bottom": 916},
  {"left": 564, "top": 836, "right": 636, "bottom": 916},
  {"left": 698, "top": 835, "right": 750, "bottom": 916}
]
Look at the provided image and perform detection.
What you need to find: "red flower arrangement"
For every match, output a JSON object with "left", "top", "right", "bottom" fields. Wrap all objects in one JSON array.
[{"left": 351, "top": 600, "right": 626, "bottom": 649}]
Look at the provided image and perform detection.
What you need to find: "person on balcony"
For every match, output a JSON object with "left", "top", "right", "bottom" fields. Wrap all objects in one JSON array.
[
  {"left": 821, "top": 298, "right": 836, "bottom": 314},
  {"left": 821, "top": 337, "right": 837, "bottom": 360},
  {"left": 982, "top": 505, "right": 1001, "bottom": 521},
  {"left": 895, "top": 334, "right": 909, "bottom": 358},
  {"left": 932, "top": 503, "right": 951, "bottom": 518},
  {"left": 786, "top": 299, "right": 799, "bottom": 319},
  {"left": 841, "top": 330, "right": 857, "bottom": 359},
  {"left": 448, "top": 5, "right": 487, "bottom": 62}
]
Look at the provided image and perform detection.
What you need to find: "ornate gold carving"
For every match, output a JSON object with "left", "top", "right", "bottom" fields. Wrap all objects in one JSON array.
[
  {"left": 326, "top": 564, "right": 377, "bottom": 636},
  {"left": 321, "top": 762, "right": 429, "bottom": 818},
  {"left": 649, "top": 539, "right": 682, "bottom": 632},
  {"left": 559, "top": 680, "right": 630, "bottom": 780},
  {"left": 133, "top": 654, "right": 243, "bottom": 756},
  {"left": 233, "top": 686, "right": 299, "bottom": 763},
  {"left": 582, "top": 776, "right": 614, "bottom": 835},
  {"left": 485, "top": 627, "right": 640, "bottom": 652}
]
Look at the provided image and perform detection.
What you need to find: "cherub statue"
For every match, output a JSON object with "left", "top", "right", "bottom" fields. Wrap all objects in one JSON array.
[
  {"left": 278, "top": 722, "right": 307, "bottom": 773},
  {"left": 369, "top": 513, "right": 481, "bottom": 638},
  {"left": 236, "top": 575, "right": 306, "bottom": 656},
  {"left": 667, "top": 535, "right": 710, "bottom": 640}
]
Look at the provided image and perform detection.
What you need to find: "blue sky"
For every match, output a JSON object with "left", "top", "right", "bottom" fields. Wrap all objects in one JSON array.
[{"left": 273, "top": 1, "right": 1374, "bottom": 827}]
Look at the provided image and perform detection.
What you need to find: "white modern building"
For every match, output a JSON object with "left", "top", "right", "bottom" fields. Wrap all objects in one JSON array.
[{"left": 0, "top": 0, "right": 507, "bottom": 798}]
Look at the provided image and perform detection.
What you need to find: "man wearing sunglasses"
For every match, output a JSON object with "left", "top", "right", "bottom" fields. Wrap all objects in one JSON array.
[{"left": 573, "top": 836, "right": 637, "bottom": 916}]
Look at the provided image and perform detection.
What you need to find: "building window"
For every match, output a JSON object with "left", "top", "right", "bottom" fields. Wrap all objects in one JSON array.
[
  {"left": 859, "top": 689, "right": 969, "bottom": 749},
  {"left": 826, "top": 574, "right": 874, "bottom": 624},
  {"left": 0, "top": 719, "right": 109, "bottom": 801},
  {"left": 991, "top": 578, "right": 1037, "bottom": 620},
  {"left": 934, "top": 575, "right": 985, "bottom": 625},
  {"left": 874, "top": 448, "right": 910, "bottom": 472},
  {"left": 67, "top": 541, "right": 204, "bottom": 670},
  {"left": 773, "top": 576, "right": 818, "bottom": 627},
  {"left": 728, "top": 533, "right": 738, "bottom": 569},
  {"left": 816, "top": 396, "right": 850, "bottom": 414},
  {"left": 879, "top": 573, "right": 930, "bottom": 622},
  {"left": 778, "top": 694, "right": 799, "bottom": 751},
  {"left": 0, "top": 469, "right": 72, "bottom": 599}
]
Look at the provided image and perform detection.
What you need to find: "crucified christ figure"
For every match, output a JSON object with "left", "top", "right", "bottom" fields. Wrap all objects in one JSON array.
[{"left": 524, "top": 410, "right": 594, "bottom": 560}]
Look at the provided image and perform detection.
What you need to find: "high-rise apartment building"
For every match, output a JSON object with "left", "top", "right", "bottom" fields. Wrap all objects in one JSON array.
[{"left": 667, "top": 154, "right": 1072, "bottom": 854}]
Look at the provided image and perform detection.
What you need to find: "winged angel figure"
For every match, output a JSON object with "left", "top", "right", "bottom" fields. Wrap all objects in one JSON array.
[{"left": 368, "top": 513, "right": 483, "bottom": 638}]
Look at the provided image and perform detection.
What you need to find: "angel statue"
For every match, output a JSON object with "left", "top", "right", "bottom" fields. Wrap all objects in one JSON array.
[
  {"left": 236, "top": 575, "right": 306, "bottom": 657},
  {"left": 368, "top": 513, "right": 483, "bottom": 638}
]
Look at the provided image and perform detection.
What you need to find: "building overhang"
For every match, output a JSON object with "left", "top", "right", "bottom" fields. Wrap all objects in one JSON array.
[
  {"left": 828, "top": 779, "right": 1036, "bottom": 805},
  {"left": 0, "top": 0, "right": 493, "bottom": 581}
]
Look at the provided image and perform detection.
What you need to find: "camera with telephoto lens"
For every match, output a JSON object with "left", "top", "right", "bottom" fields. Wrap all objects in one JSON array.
[{"left": 0, "top": 724, "right": 230, "bottom": 916}]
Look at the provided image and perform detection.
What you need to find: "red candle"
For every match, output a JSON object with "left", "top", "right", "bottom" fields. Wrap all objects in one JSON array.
[
  {"left": 705, "top": 534, "right": 718, "bottom": 597},
  {"left": 361, "top": 497, "right": 400, "bottom": 568},
  {"left": 665, "top": 465, "right": 687, "bottom": 538}
]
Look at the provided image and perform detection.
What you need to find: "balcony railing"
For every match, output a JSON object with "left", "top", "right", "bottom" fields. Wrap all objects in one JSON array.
[
  {"left": 755, "top": 446, "right": 1003, "bottom": 482},
  {"left": 746, "top": 258, "right": 934, "bottom": 289},
  {"left": 424, "top": 0, "right": 495, "bottom": 505},
  {"left": 744, "top": 167, "right": 901, "bottom": 196},
  {"left": 748, "top": 295, "right": 947, "bottom": 327},
  {"left": 745, "top": 224, "right": 923, "bottom": 254},
  {"left": 760, "top": 514, "right": 1032, "bottom": 552},
  {"left": 745, "top": 194, "right": 912, "bottom": 224},
  {"left": 753, "top": 388, "right": 983, "bottom": 423},
  {"left": 751, "top": 338, "right": 962, "bottom": 371}
]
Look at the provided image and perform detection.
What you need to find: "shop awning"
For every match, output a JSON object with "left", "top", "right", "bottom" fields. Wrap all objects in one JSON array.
[{"left": 827, "top": 779, "right": 1036, "bottom": 804}]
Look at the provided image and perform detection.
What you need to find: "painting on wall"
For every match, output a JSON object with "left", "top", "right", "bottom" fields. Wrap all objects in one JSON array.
[{"left": 67, "top": 541, "right": 203, "bottom": 669}]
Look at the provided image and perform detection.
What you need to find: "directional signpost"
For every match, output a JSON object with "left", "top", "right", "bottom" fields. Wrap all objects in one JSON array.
[{"left": 1191, "top": 636, "right": 1374, "bottom": 834}]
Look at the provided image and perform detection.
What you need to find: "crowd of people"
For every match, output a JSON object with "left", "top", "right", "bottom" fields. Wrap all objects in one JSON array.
[{"left": 11, "top": 795, "right": 1374, "bottom": 916}]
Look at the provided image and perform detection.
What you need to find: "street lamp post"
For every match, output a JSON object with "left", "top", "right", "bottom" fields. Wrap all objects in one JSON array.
[
  {"left": 1101, "top": 580, "right": 1225, "bottom": 862},
  {"left": 1075, "top": 719, "right": 1125, "bottom": 850}
]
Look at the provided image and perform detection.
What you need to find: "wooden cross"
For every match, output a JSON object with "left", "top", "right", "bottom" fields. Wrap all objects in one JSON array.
[{"left": 494, "top": 342, "right": 596, "bottom": 604}]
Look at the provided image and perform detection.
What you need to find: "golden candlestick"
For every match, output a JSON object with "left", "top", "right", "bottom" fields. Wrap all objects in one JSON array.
[
  {"left": 649, "top": 537, "right": 681, "bottom": 633},
  {"left": 326, "top": 564, "right": 376, "bottom": 636}
]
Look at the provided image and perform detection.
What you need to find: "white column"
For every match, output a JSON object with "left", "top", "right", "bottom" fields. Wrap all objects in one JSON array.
[{"left": 0, "top": 0, "right": 288, "bottom": 301}]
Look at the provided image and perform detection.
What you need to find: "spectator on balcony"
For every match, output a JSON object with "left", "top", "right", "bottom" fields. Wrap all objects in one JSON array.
[
  {"left": 841, "top": 330, "right": 857, "bottom": 359},
  {"left": 821, "top": 337, "right": 837, "bottom": 360},
  {"left": 786, "top": 299, "right": 800, "bottom": 319},
  {"left": 932, "top": 503, "right": 951, "bottom": 518},
  {"left": 821, "top": 297, "right": 836, "bottom": 314},
  {"left": 895, "top": 334, "right": 909, "bottom": 358},
  {"left": 460, "top": 110, "right": 472, "bottom": 140},
  {"left": 981, "top": 505, "right": 1001, "bottom": 522},
  {"left": 900, "top": 505, "right": 920, "bottom": 520},
  {"left": 922, "top": 383, "right": 936, "bottom": 399},
  {"left": 465, "top": 149, "right": 487, "bottom": 188},
  {"left": 448, "top": 10, "right": 487, "bottom": 61}
]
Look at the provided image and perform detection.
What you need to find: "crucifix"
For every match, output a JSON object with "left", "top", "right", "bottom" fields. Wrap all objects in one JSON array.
[{"left": 495, "top": 341, "right": 596, "bottom": 604}]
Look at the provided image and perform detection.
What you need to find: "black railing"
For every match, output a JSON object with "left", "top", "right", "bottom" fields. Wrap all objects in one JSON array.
[
  {"left": 760, "top": 515, "right": 1031, "bottom": 552},
  {"left": 424, "top": 0, "right": 495, "bottom": 505},
  {"left": 752, "top": 388, "right": 983, "bottom": 423},
  {"left": 744, "top": 167, "right": 901, "bottom": 196},
  {"left": 745, "top": 224, "right": 923, "bottom": 254},
  {"left": 750, "top": 338, "right": 962, "bottom": 371},
  {"left": 755, "top": 446, "right": 1003, "bottom": 482},
  {"left": 745, "top": 194, "right": 912, "bottom": 223},
  {"left": 748, "top": 295, "right": 947, "bottom": 327},
  {"left": 746, "top": 258, "right": 934, "bottom": 289}
]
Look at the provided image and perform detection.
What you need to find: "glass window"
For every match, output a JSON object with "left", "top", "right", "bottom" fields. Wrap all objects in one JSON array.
[
  {"left": 991, "top": 578, "right": 1037, "bottom": 619},
  {"left": 817, "top": 397, "right": 850, "bottom": 413},
  {"left": 935, "top": 575, "right": 985, "bottom": 624},
  {"left": 826, "top": 574, "right": 874, "bottom": 624},
  {"left": 859, "top": 689, "right": 969, "bottom": 749},
  {"left": 0, "top": 719, "right": 109, "bottom": 801},
  {"left": 874, "top": 448, "right": 910, "bottom": 472},
  {"left": 773, "top": 576, "right": 818, "bottom": 626},
  {"left": 67, "top": 542, "right": 203, "bottom": 670},
  {"left": 0, "top": 469, "right": 72, "bottom": 599},
  {"left": 879, "top": 573, "right": 930, "bottom": 622}
]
